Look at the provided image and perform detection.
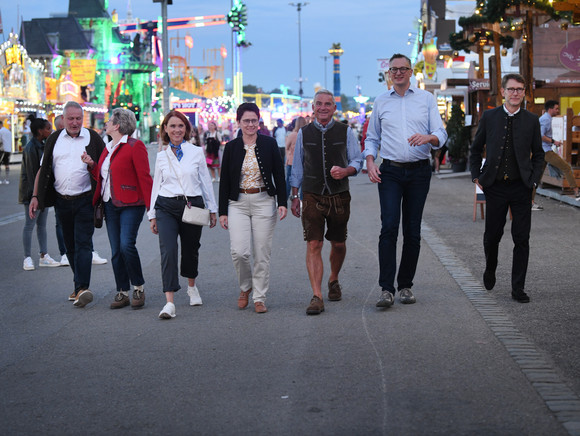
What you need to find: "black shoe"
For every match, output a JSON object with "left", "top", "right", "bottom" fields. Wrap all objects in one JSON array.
[
  {"left": 511, "top": 289, "right": 530, "bottom": 303},
  {"left": 483, "top": 269, "right": 496, "bottom": 290}
]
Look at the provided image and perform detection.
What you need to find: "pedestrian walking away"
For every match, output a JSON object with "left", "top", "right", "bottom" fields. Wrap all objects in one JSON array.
[
  {"left": 290, "top": 89, "right": 363, "bottom": 315},
  {"left": 149, "top": 110, "right": 218, "bottom": 320},
  {"left": 85, "top": 108, "right": 153, "bottom": 310},
  {"left": 29, "top": 101, "right": 105, "bottom": 307},
  {"left": 364, "top": 53, "right": 447, "bottom": 309},
  {"left": 0, "top": 119, "right": 12, "bottom": 184},
  {"left": 219, "top": 103, "right": 287, "bottom": 314},
  {"left": 470, "top": 73, "right": 544, "bottom": 303}
]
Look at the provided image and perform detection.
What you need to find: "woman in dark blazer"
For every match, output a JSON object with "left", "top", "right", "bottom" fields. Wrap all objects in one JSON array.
[
  {"left": 219, "top": 103, "right": 287, "bottom": 313},
  {"left": 85, "top": 108, "right": 153, "bottom": 310}
]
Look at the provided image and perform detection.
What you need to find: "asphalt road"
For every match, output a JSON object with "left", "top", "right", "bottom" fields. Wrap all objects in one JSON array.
[{"left": 0, "top": 152, "right": 578, "bottom": 435}]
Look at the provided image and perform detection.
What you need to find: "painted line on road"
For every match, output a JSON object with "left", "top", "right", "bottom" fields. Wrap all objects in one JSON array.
[
  {"left": 0, "top": 212, "right": 25, "bottom": 226},
  {"left": 422, "top": 222, "right": 580, "bottom": 436}
]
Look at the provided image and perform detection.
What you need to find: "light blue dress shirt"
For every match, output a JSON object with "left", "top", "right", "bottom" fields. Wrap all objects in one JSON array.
[
  {"left": 363, "top": 87, "right": 447, "bottom": 162},
  {"left": 539, "top": 112, "right": 553, "bottom": 153},
  {"left": 290, "top": 119, "right": 363, "bottom": 189}
]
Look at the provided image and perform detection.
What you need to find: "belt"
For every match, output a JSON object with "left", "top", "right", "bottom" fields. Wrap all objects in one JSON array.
[
  {"left": 384, "top": 159, "right": 429, "bottom": 169},
  {"left": 239, "top": 187, "right": 267, "bottom": 194},
  {"left": 56, "top": 191, "right": 92, "bottom": 200}
]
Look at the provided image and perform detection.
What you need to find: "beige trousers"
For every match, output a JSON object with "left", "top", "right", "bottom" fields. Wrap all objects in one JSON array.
[
  {"left": 545, "top": 150, "right": 577, "bottom": 189},
  {"left": 227, "top": 192, "right": 277, "bottom": 303}
]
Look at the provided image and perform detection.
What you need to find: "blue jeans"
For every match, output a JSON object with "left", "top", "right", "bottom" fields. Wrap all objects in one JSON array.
[
  {"left": 104, "top": 201, "right": 146, "bottom": 292},
  {"left": 22, "top": 203, "right": 48, "bottom": 257},
  {"left": 377, "top": 162, "right": 431, "bottom": 293},
  {"left": 55, "top": 213, "right": 67, "bottom": 256},
  {"left": 54, "top": 195, "right": 94, "bottom": 292}
]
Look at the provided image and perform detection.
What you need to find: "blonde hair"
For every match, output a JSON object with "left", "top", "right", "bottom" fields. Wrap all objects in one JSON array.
[{"left": 293, "top": 116, "right": 307, "bottom": 132}]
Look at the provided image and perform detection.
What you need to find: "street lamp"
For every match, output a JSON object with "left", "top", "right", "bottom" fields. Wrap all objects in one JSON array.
[
  {"left": 153, "top": 0, "right": 173, "bottom": 114},
  {"left": 320, "top": 55, "right": 329, "bottom": 89},
  {"left": 289, "top": 2, "right": 308, "bottom": 98}
]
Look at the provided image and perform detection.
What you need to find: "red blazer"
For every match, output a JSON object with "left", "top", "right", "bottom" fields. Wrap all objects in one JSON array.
[{"left": 91, "top": 137, "right": 153, "bottom": 209}]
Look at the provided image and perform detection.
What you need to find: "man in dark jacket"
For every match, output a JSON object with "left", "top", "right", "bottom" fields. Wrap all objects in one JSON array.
[
  {"left": 470, "top": 73, "right": 544, "bottom": 303},
  {"left": 29, "top": 101, "right": 105, "bottom": 307}
]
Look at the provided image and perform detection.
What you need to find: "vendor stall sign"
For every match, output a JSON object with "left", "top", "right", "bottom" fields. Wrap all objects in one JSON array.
[
  {"left": 468, "top": 79, "right": 490, "bottom": 92},
  {"left": 70, "top": 59, "right": 97, "bottom": 86},
  {"left": 560, "top": 39, "right": 580, "bottom": 73}
]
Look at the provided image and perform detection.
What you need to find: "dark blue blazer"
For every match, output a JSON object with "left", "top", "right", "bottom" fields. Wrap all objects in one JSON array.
[
  {"left": 470, "top": 106, "right": 544, "bottom": 189},
  {"left": 218, "top": 134, "right": 287, "bottom": 216}
]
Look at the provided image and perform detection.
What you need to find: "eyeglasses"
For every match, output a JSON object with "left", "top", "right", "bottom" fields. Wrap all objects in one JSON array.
[
  {"left": 241, "top": 119, "right": 259, "bottom": 125},
  {"left": 505, "top": 87, "right": 525, "bottom": 94},
  {"left": 389, "top": 67, "right": 411, "bottom": 74}
]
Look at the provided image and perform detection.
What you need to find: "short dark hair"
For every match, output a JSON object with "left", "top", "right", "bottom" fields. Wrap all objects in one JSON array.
[
  {"left": 544, "top": 100, "right": 559, "bottom": 111},
  {"left": 389, "top": 53, "right": 412, "bottom": 68},
  {"left": 31, "top": 118, "right": 50, "bottom": 137},
  {"left": 236, "top": 103, "right": 260, "bottom": 122},
  {"left": 160, "top": 110, "right": 192, "bottom": 144},
  {"left": 501, "top": 73, "right": 525, "bottom": 89}
]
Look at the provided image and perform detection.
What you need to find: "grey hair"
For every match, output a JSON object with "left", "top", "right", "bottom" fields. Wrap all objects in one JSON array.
[
  {"left": 313, "top": 88, "right": 335, "bottom": 104},
  {"left": 110, "top": 108, "right": 137, "bottom": 136},
  {"left": 63, "top": 101, "right": 83, "bottom": 116}
]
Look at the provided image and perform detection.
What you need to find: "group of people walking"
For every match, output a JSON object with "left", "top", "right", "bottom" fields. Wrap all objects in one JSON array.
[{"left": 22, "top": 53, "right": 548, "bottom": 319}]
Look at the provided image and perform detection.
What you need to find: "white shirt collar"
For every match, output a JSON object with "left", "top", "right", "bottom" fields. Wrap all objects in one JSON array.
[{"left": 503, "top": 105, "right": 521, "bottom": 117}]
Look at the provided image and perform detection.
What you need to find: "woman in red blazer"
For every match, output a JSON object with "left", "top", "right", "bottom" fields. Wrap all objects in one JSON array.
[{"left": 84, "top": 108, "right": 153, "bottom": 310}]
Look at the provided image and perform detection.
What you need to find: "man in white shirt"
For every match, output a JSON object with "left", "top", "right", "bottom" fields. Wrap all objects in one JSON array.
[
  {"left": 0, "top": 120, "right": 12, "bottom": 184},
  {"left": 273, "top": 119, "right": 287, "bottom": 162},
  {"left": 29, "top": 102, "right": 105, "bottom": 307}
]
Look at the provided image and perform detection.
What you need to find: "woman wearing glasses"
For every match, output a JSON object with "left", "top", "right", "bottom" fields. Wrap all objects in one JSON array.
[{"left": 219, "top": 103, "right": 287, "bottom": 313}]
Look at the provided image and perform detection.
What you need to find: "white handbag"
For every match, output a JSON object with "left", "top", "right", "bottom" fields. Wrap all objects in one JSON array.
[{"left": 165, "top": 148, "right": 210, "bottom": 226}]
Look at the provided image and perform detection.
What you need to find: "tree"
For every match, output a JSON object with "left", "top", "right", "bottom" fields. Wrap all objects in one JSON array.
[
  {"left": 243, "top": 84, "right": 259, "bottom": 94},
  {"left": 340, "top": 94, "right": 353, "bottom": 112}
]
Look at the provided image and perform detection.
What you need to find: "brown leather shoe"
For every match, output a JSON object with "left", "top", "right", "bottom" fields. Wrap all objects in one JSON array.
[
  {"left": 131, "top": 289, "right": 145, "bottom": 309},
  {"left": 237, "top": 289, "right": 251, "bottom": 309},
  {"left": 110, "top": 292, "right": 130, "bottom": 309},
  {"left": 328, "top": 280, "right": 342, "bottom": 301},
  {"left": 306, "top": 296, "right": 325, "bottom": 315},
  {"left": 254, "top": 302, "right": 267, "bottom": 313}
]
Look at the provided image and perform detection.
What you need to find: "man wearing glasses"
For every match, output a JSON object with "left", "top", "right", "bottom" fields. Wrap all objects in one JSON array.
[
  {"left": 364, "top": 53, "right": 447, "bottom": 309},
  {"left": 470, "top": 73, "right": 544, "bottom": 303}
]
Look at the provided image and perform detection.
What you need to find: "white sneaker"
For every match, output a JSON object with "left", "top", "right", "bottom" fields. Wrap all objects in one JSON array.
[
  {"left": 92, "top": 251, "right": 108, "bottom": 264},
  {"left": 23, "top": 257, "right": 35, "bottom": 271},
  {"left": 59, "top": 254, "right": 69, "bottom": 266},
  {"left": 39, "top": 254, "right": 60, "bottom": 267},
  {"left": 159, "top": 302, "right": 176, "bottom": 319},
  {"left": 187, "top": 285, "right": 203, "bottom": 306}
]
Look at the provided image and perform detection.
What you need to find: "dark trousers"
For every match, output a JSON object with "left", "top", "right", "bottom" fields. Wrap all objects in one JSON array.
[
  {"left": 483, "top": 179, "right": 532, "bottom": 292},
  {"left": 155, "top": 196, "right": 203, "bottom": 292},
  {"left": 104, "top": 201, "right": 146, "bottom": 292},
  {"left": 377, "top": 162, "right": 431, "bottom": 293},
  {"left": 54, "top": 195, "right": 94, "bottom": 292}
]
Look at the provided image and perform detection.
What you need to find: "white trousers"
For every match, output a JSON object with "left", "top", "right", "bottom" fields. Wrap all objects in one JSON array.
[{"left": 227, "top": 192, "right": 277, "bottom": 303}]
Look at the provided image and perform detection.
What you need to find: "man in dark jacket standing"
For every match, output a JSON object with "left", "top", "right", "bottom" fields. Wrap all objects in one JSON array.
[
  {"left": 29, "top": 101, "right": 105, "bottom": 307},
  {"left": 470, "top": 73, "right": 544, "bottom": 303}
]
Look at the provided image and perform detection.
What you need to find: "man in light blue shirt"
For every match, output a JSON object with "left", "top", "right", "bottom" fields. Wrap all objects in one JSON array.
[
  {"left": 539, "top": 100, "right": 578, "bottom": 199},
  {"left": 364, "top": 53, "right": 447, "bottom": 309}
]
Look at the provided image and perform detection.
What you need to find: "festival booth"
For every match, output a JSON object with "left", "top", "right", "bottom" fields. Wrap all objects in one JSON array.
[{"left": 0, "top": 34, "right": 46, "bottom": 152}]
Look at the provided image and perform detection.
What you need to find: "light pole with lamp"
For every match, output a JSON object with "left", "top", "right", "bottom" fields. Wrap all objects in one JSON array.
[
  {"left": 289, "top": 2, "right": 308, "bottom": 100},
  {"left": 153, "top": 0, "right": 173, "bottom": 115},
  {"left": 320, "top": 55, "right": 329, "bottom": 89}
]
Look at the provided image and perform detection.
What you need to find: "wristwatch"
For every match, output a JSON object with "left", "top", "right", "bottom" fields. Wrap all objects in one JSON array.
[
  {"left": 551, "top": 138, "right": 555, "bottom": 144},
  {"left": 290, "top": 194, "right": 299, "bottom": 200}
]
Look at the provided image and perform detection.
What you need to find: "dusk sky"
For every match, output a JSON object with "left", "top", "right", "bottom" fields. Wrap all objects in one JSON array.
[{"left": 1, "top": 0, "right": 475, "bottom": 99}]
